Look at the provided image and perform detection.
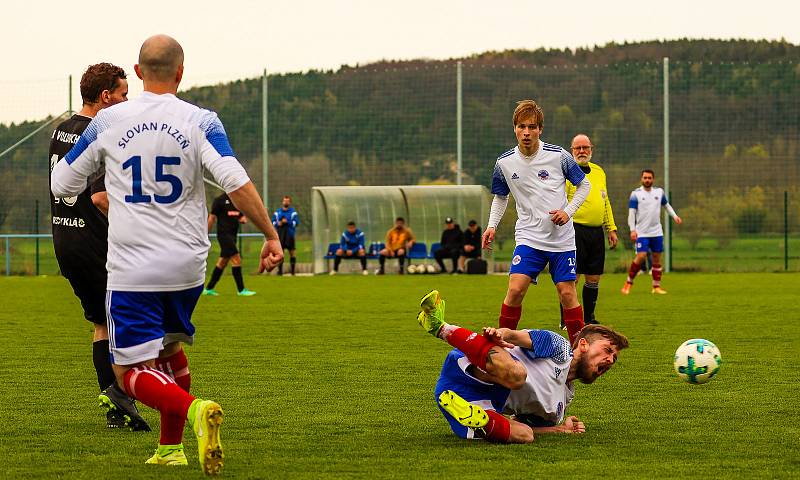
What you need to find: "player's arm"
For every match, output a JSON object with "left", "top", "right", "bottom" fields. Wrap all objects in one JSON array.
[
  {"left": 661, "top": 194, "right": 682, "bottom": 224},
  {"left": 272, "top": 211, "right": 279, "bottom": 228},
  {"left": 199, "top": 113, "right": 282, "bottom": 271},
  {"left": 628, "top": 193, "right": 638, "bottom": 241},
  {"left": 484, "top": 161, "right": 511, "bottom": 249},
  {"left": 207, "top": 213, "right": 217, "bottom": 232},
  {"left": 90, "top": 174, "right": 108, "bottom": 216},
  {"left": 531, "top": 417, "right": 585, "bottom": 434},
  {"left": 357, "top": 231, "right": 365, "bottom": 250},
  {"left": 292, "top": 211, "right": 298, "bottom": 228},
  {"left": 51, "top": 121, "right": 103, "bottom": 198},
  {"left": 553, "top": 151, "right": 590, "bottom": 225},
  {"left": 602, "top": 174, "right": 618, "bottom": 248}
]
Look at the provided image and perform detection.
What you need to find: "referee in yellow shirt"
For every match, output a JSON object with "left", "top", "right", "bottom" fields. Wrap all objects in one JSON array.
[{"left": 564, "top": 134, "right": 618, "bottom": 326}]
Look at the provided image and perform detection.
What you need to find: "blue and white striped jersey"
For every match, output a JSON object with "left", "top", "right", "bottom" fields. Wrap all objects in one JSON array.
[
  {"left": 504, "top": 329, "right": 576, "bottom": 425},
  {"left": 51, "top": 92, "right": 250, "bottom": 291},
  {"left": 491, "top": 143, "right": 587, "bottom": 252}
]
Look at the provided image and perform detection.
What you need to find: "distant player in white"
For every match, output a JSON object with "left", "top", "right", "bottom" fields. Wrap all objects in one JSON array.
[
  {"left": 621, "top": 169, "right": 682, "bottom": 295},
  {"left": 481, "top": 100, "right": 591, "bottom": 344},
  {"left": 417, "top": 290, "right": 628, "bottom": 443},
  {"left": 51, "top": 34, "right": 283, "bottom": 474}
]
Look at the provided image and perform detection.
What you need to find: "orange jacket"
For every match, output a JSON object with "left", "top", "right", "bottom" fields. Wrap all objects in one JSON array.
[{"left": 385, "top": 226, "right": 415, "bottom": 250}]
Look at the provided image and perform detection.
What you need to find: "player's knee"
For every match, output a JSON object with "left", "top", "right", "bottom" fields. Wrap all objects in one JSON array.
[
  {"left": 506, "top": 285, "right": 526, "bottom": 303},
  {"left": 335, "top": 248, "right": 344, "bottom": 256}
]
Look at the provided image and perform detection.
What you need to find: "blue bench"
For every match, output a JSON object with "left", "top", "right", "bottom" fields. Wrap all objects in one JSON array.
[{"left": 427, "top": 242, "right": 441, "bottom": 259}]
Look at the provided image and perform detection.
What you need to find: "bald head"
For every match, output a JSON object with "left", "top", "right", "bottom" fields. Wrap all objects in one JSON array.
[
  {"left": 137, "top": 34, "right": 184, "bottom": 82},
  {"left": 570, "top": 133, "right": 593, "bottom": 165}
]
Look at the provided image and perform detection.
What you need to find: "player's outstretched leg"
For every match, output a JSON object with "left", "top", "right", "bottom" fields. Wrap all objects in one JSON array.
[
  {"left": 188, "top": 399, "right": 225, "bottom": 475},
  {"left": 417, "top": 289, "right": 446, "bottom": 336}
]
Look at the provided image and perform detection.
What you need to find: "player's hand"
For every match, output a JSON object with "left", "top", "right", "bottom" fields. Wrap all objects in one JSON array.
[
  {"left": 608, "top": 230, "right": 618, "bottom": 249},
  {"left": 560, "top": 416, "right": 585, "bottom": 434},
  {"left": 464, "top": 245, "right": 474, "bottom": 252},
  {"left": 674, "top": 216, "right": 683, "bottom": 225},
  {"left": 630, "top": 231, "right": 638, "bottom": 242},
  {"left": 259, "top": 238, "right": 284, "bottom": 273},
  {"left": 481, "top": 327, "right": 515, "bottom": 348},
  {"left": 482, "top": 228, "right": 496, "bottom": 250},
  {"left": 549, "top": 210, "right": 569, "bottom": 226}
]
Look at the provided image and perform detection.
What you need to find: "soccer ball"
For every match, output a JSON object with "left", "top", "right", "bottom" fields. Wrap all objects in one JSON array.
[
  {"left": 407, "top": 265, "right": 417, "bottom": 274},
  {"left": 426, "top": 264, "right": 436, "bottom": 274},
  {"left": 673, "top": 339, "right": 722, "bottom": 384}
]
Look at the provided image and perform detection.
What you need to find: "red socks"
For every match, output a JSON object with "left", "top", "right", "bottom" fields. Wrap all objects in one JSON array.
[
  {"left": 652, "top": 263, "right": 662, "bottom": 287},
  {"left": 482, "top": 410, "right": 511, "bottom": 443},
  {"left": 498, "top": 303, "right": 522, "bottom": 329},
  {"left": 155, "top": 349, "right": 191, "bottom": 392},
  {"left": 563, "top": 305, "right": 585, "bottom": 347},
  {"left": 627, "top": 261, "right": 641, "bottom": 283},
  {"left": 123, "top": 367, "right": 195, "bottom": 445},
  {"left": 443, "top": 327, "right": 495, "bottom": 371}
]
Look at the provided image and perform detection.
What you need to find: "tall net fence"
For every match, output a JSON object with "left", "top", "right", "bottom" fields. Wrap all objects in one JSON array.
[{"left": 1, "top": 59, "right": 798, "bottom": 274}]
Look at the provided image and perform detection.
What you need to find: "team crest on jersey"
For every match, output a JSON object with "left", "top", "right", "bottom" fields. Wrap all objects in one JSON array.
[
  {"left": 537, "top": 170, "right": 550, "bottom": 180},
  {"left": 512, "top": 255, "right": 522, "bottom": 266},
  {"left": 511, "top": 173, "right": 520, "bottom": 179}
]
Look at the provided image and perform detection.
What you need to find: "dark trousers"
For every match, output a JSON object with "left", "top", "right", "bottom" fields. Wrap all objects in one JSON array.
[{"left": 434, "top": 246, "right": 460, "bottom": 273}]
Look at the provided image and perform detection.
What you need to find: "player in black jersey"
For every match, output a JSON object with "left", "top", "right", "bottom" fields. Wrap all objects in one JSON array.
[
  {"left": 203, "top": 192, "right": 256, "bottom": 296},
  {"left": 49, "top": 63, "right": 149, "bottom": 431}
]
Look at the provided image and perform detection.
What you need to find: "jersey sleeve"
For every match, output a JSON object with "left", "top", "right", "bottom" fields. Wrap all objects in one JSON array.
[
  {"left": 357, "top": 231, "right": 365, "bottom": 249},
  {"left": 491, "top": 161, "right": 510, "bottom": 196},
  {"left": 291, "top": 210, "right": 298, "bottom": 227},
  {"left": 198, "top": 112, "right": 250, "bottom": 193},
  {"left": 524, "top": 329, "right": 572, "bottom": 363},
  {"left": 661, "top": 191, "right": 669, "bottom": 206},
  {"left": 628, "top": 192, "right": 638, "bottom": 209},
  {"left": 272, "top": 210, "right": 279, "bottom": 227},
  {"left": 560, "top": 150, "right": 586, "bottom": 186},
  {"left": 51, "top": 118, "right": 105, "bottom": 198},
  {"left": 340, "top": 232, "right": 348, "bottom": 250}
]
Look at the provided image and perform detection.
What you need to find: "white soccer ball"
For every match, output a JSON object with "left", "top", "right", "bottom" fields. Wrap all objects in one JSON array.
[
  {"left": 673, "top": 339, "right": 722, "bottom": 384},
  {"left": 426, "top": 264, "right": 436, "bottom": 274},
  {"left": 407, "top": 265, "right": 417, "bottom": 274}
]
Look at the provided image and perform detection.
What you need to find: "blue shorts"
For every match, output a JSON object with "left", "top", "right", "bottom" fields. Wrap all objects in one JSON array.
[
  {"left": 635, "top": 236, "right": 664, "bottom": 254},
  {"left": 509, "top": 245, "right": 577, "bottom": 284},
  {"left": 433, "top": 349, "right": 510, "bottom": 439},
  {"left": 106, "top": 285, "right": 203, "bottom": 365}
]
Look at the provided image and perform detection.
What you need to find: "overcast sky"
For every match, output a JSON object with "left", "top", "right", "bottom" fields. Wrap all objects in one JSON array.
[{"left": 1, "top": 0, "right": 796, "bottom": 124}]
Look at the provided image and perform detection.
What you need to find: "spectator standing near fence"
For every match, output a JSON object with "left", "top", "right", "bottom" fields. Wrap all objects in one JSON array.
[
  {"left": 273, "top": 195, "right": 298, "bottom": 276},
  {"left": 332, "top": 221, "right": 368, "bottom": 275},
  {"left": 378, "top": 217, "right": 415, "bottom": 275},
  {"left": 434, "top": 217, "right": 463, "bottom": 274},
  {"left": 562, "top": 134, "right": 618, "bottom": 326}
]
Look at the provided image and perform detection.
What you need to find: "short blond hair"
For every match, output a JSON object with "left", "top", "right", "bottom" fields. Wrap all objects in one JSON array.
[{"left": 513, "top": 100, "right": 544, "bottom": 128}]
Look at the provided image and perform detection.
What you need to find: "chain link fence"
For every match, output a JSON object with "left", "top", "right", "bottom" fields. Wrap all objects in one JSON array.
[{"left": 1, "top": 59, "right": 798, "bottom": 274}]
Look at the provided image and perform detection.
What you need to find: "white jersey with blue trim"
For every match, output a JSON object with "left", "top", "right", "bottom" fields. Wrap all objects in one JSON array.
[
  {"left": 51, "top": 92, "right": 250, "bottom": 291},
  {"left": 628, "top": 186, "right": 669, "bottom": 237},
  {"left": 503, "top": 330, "right": 575, "bottom": 425},
  {"left": 491, "top": 143, "right": 587, "bottom": 252}
]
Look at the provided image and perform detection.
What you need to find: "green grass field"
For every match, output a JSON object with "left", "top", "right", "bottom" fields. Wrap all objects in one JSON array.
[{"left": 1, "top": 273, "right": 799, "bottom": 479}]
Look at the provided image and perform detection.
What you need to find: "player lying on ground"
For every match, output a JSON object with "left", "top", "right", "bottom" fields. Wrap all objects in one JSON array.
[{"left": 417, "top": 290, "right": 628, "bottom": 443}]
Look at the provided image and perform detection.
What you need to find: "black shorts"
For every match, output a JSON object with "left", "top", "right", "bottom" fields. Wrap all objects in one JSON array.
[
  {"left": 574, "top": 224, "right": 605, "bottom": 275},
  {"left": 61, "top": 265, "right": 107, "bottom": 325},
  {"left": 218, "top": 233, "right": 239, "bottom": 257},
  {"left": 460, "top": 247, "right": 481, "bottom": 259},
  {"left": 278, "top": 226, "right": 296, "bottom": 250}
]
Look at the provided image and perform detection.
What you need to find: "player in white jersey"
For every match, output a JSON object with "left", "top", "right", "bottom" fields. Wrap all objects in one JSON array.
[
  {"left": 51, "top": 34, "right": 283, "bottom": 475},
  {"left": 621, "top": 169, "right": 682, "bottom": 295},
  {"left": 481, "top": 100, "right": 591, "bottom": 345},
  {"left": 417, "top": 290, "right": 628, "bottom": 443}
]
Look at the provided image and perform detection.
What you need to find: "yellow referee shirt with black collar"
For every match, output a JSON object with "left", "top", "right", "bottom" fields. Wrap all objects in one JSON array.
[{"left": 566, "top": 161, "right": 617, "bottom": 231}]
